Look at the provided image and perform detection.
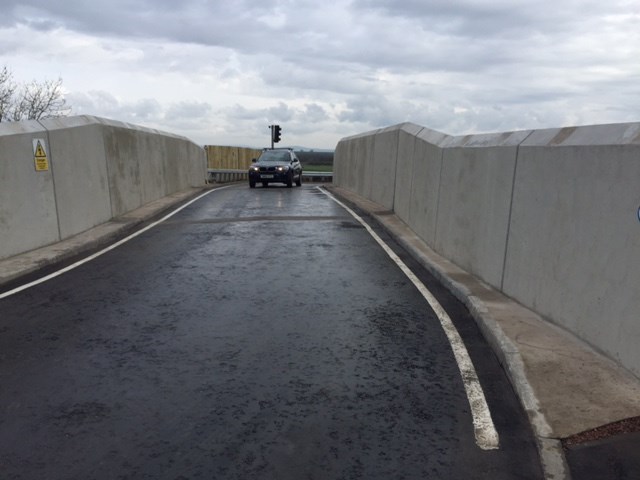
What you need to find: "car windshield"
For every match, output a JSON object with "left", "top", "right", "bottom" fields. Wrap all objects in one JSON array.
[{"left": 259, "top": 150, "right": 290, "bottom": 162}]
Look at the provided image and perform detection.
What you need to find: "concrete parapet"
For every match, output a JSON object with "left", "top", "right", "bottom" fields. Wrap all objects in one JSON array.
[
  {"left": 435, "top": 129, "right": 531, "bottom": 289},
  {"left": 336, "top": 129, "right": 379, "bottom": 200},
  {"left": 393, "top": 123, "right": 424, "bottom": 222},
  {"left": 371, "top": 126, "right": 400, "bottom": 209},
  {"left": 334, "top": 121, "right": 640, "bottom": 378},
  {"left": 406, "top": 127, "right": 449, "bottom": 247},
  {"left": 0, "top": 120, "right": 60, "bottom": 259},
  {"left": 0, "top": 115, "right": 207, "bottom": 261},
  {"left": 504, "top": 123, "right": 640, "bottom": 376},
  {"left": 40, "top": 117, "right": 112, "bottom": 238}
]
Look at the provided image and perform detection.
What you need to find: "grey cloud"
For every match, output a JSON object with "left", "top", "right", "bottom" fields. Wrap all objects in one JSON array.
[
  {"left": 226, "top": 104, "right": 264, "bottom": 122},
  {"left": 3, "top": 0, "right": 622, "bottom": 79},
  {"left": 122, "top": 99, "right": 162, "bottom": 121},
  {"left": 338, "top": 95, "right": 418, "bottom": 127},
  {"left": 1, "top": 0, "right": 279, "bottom": 52},
  {"left": 2, "top": 0, "right": 638, "bottom": 148},
  {"left": 303, "top": 103, "right": 328, "bottom": 123},
  {"left": 66, "top": 90, "right": 121, "bottom": 115},
  {"left": 225, "top": 102, "right": 299, "bottom": 125},
  {"left": 222, "top": 101, "right": 331, "bottom": 137},
  {"left": 67, "top": 90, "right": 211, "bottom": 125},
  {"left": 165, "top": 101, "right": 212, "bottom": 121},
  {"left": 267, "top": 102, "right": 295, "bottom": 123},
  {"left": 351, "top": 0, "right": 621, "bottom": 39}
]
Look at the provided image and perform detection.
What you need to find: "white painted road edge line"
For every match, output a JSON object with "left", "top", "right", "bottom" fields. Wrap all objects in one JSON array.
[
  {"left": 320, "top": 188, "right": 500, "bottom": 451},
  {"left": 0, "top": 186, "right": 231, "bottom": 300}
]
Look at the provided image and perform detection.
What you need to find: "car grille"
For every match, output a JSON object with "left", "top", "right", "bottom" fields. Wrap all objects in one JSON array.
[{"left": 259, "top": 166, "right": 277, "bottom": 172}]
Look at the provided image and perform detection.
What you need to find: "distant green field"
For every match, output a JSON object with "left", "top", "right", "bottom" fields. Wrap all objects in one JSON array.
[{"left": 303, "top": 164, "right": 333, "bottom": 172}]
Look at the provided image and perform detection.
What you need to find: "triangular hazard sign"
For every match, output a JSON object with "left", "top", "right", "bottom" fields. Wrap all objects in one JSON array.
[{"left": 34, "top": 141, "right": 46, "bottom": 158}]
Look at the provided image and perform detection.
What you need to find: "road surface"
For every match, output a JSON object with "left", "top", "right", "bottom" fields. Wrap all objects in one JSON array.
[{"left": 0, "top": 184, "right": 542, "bottom": 479}]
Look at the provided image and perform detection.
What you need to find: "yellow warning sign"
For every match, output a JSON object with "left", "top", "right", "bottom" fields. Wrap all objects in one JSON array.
[
  {"left": 33, "top": 138, "right": 49, "bottom": 171},
  {"left": 34, "top": 142, "right": 46, "bottom": 158}
]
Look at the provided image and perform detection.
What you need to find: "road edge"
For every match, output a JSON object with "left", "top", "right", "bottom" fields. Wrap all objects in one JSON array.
[{"left": 0, "top": 186, "right": 212, "bottom": 292}]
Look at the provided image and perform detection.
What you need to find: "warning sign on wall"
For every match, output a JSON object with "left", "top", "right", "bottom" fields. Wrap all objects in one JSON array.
[{"left": 32, "top": 138, "right": 49, "bottom": 171}]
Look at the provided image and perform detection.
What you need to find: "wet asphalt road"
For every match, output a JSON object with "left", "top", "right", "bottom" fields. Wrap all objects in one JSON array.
[{"left": 0, "top": 184, "right": 542, "bottom": 479}]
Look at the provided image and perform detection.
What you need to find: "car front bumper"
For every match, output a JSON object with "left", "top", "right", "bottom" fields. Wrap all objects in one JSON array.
[{"left": 249, "top": 171, "right": 292, "bottom": 183}]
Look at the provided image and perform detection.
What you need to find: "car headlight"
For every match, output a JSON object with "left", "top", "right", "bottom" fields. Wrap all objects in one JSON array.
[
  {"left": 277, "top": 166, "right": 289, "bottom": 172},
  {"left": 250, "top": 166, "right": 259, "bottom": 172}
]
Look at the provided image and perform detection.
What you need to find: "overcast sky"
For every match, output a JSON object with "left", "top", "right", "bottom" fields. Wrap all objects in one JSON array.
[{"left": 1, "top": 0, "right": 639, "bottom": 149}]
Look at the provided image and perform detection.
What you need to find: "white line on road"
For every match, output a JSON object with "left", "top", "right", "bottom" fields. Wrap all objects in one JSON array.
[
  {"left": 0, "top": 186, "right": 231, "bottom": 300},
  {"left": 320, "top": 187, "right": 500, "bottom": 451}
]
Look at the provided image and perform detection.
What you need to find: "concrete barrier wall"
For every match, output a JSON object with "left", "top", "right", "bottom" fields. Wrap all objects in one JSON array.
[
  {"left": 371, "top": 126, "right": 400, "bottom": 209},
  {"left": 400, "top": 126, "right": 449, "bottom": 247},
  {"left": 393, "top": 123, "right": 423, "bottom": 223},
  {"left": 435, "top": 130, "right": 531, "bottom": 289},
  {"left": 334, "top": 121, "right": 640, "bottom": 377},
  {"left": 332, "top": 130, "right": 376, "bottom": 199},
  {"left": 333, "top": 139, "right": 349, "bottom": 188},
  {"left": 503, "top": 124, "right": 640, "bottom": 375},
  {"left": 0, "top": 120, "right": 60, "bottom": 258},
  {"left": 42, "top": 117, "right": 113, "bottom": 240},
  {"left": 0, "top": 115, "right": 207, "bottom": 260}
]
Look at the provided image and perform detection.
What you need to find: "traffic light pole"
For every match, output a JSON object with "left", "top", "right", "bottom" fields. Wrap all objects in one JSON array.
[{"left": 269, "top": 124, "right": 282, "bottom": 149}]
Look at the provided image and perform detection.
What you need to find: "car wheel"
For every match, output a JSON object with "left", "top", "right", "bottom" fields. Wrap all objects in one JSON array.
[
  {"left": 296, "top": 172, "right": 302, "bottom": 187},
  {"left": 262, "top": 181, "right": 268, "bottom": 188},
  {"left": 249, "top": 180, "right": 256, "bottom": 188},
  {"left": 286, "top": 172, "right": 293, "bottom": 188}
]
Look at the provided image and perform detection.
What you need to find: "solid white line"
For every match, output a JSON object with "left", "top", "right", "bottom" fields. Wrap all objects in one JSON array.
[
  {"left": 320, "top": 188, "right": 500, "bottom": 450},
  {"left": 0, "top": 186, "right": 230, "bottom": 300}
]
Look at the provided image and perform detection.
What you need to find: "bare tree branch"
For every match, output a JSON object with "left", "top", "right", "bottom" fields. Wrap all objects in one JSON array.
[
  {"left": 0, "top": 65, "right": 71, "bottom": 122},
  {"left": 0, "top": 66, "right": 17, "bottom": 122}
]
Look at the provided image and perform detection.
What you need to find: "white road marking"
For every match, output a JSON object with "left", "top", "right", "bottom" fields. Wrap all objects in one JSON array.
[
  {"left": 0, "top": 186, "right": 230, "bottom": 300},
  {"left": 320, "top": 187, "right": 500, "bottom": 451}
]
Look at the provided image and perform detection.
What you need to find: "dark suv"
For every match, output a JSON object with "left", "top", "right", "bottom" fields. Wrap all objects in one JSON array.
[{"left": 249, "top": 149, "right": 303, "bottom": 188}]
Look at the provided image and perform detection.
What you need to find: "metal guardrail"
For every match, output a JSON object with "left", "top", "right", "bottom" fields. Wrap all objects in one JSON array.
[
  {"left": 207, "top": 169, "right": 333, "bottom": 184},
  {"left": 207, "top": 169, "right": 247, "bottom": 183},
  {"left": 301, "top": 172, "right": 334, "bottom": 182}
]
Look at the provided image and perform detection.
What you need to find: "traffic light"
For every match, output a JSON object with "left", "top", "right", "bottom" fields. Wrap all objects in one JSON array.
[{"left": 273, "top": 125, "right": 282, "bottom": 143}]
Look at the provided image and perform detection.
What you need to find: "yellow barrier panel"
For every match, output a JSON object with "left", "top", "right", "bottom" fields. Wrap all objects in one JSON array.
[{"left": 205, "top": 145, "right": 263, "bottom": 170}]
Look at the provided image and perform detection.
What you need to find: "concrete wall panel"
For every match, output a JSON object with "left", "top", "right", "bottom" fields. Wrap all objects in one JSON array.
[
  {"left": 370, "top": 127, "right": 399, "bottom": 209},
  {"left": 40, "top": 117, "right": 112, "bottom": 238},
  {"left": 193, "top": 144, "right": 207, "bottom": 186},
  {"left": 435, "top": 131, "right": 529, "bottom": 288},
  {"left": 350, "top": 135, "right": 367, "bottom": 196},
  {"left": 160, "top": 133, "right": 205, "bottom": 191},
  {"left": 0, "top": 115, "right": 206, "bottom": 260},
  {"left": 103, "top": 126, "right": 144, "bottom": 217},
  {"left": 333, "top": 121, "right": 640, "bottom": 375},
  {"left": 333, "top": 139, "right": 349, "bottom": 188},
  {"left": 0, "top": 121, "right": 60, "bottom": 259},
  {"left": 504, "top": 125, "right": 640, "bottom": 376},
  {"left": 339, "top": 130, "right": 377, "bottom": 198},
  {"left": 139, "top": 130, "right": 169, "bottom": 206},
  {"left": 162, "top": 136, "right": 183, "bottom": 195},
  {"left": 394, "top": 124, "right": 423, "bottom": 223},
  {"left": 407, "top": 128, "right": 448, "bottom": 247},
  {"left": 361, "top": 133, "right": 377, "bottom": 200}
]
